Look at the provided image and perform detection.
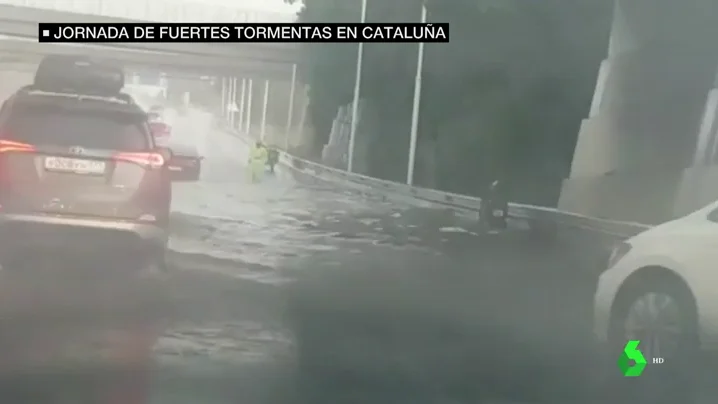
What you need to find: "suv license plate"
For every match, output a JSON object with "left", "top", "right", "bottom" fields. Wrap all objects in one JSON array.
[{"left": 44, "top": 157, "right": 106, "bottom": 174}]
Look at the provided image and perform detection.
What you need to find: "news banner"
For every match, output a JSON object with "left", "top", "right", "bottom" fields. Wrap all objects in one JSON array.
[{"left": 38, "top": 23, "right": 449, "bottom": 43}]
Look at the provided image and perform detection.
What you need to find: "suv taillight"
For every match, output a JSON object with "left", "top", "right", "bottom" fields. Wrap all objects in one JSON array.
[
  {"left": 0, "top": 139, "right": 35, "bottom": 153},
  {"left": 0, "top": 139, "right": 35, "bottom": 191}
]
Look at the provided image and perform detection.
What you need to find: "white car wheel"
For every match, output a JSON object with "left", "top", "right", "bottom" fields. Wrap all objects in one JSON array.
[
  {"left": 623, "top": 291, "right": 683, "bottom": 360},
  {"left": 607, "top": 272, "right": 700, "bottom": 402},
  {"left": 611, "top": 275, "right": 697, "bottom": 362}
]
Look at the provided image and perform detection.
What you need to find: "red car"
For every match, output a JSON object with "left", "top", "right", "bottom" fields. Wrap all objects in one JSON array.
[
  {"left": 145, "top": 112, "right": 201, "bottom": 182},
  {"left": 148, "top": 111, "right": 172, "bottom": 142}
]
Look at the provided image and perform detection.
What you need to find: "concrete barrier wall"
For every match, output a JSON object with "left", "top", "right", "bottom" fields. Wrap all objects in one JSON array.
[
  {"left": 558, "top": 170, "right": 681, "bottom": 224},
  {"left": 559, "top": 164, "right": 718, "bottom": 224},
  {"left": 674, "top": 165, "right": 718, "bottom": 217}
]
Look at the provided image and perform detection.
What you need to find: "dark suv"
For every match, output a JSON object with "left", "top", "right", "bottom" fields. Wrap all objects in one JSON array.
[{"left": 0, "top": 86, "right": 172, "bottom": 274}]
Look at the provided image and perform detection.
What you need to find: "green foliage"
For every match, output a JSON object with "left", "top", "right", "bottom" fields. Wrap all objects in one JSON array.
[{"left": 285, "top": 0, "right": 612, "bottom": 205}]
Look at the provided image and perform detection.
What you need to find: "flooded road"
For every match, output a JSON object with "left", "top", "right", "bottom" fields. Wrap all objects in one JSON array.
[
  {"left": 152, "top": 108, "right": 502, "bottom": 403},
  {"left": 4, "top": 105, "right": 706, "bottom": 403},
  {"left": 143, "top": 108, "right": 615, "bottom": 404}
]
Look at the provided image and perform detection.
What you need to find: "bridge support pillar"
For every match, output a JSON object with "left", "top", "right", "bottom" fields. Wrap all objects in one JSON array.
[{"left": 559, "top": 0, "right": 718, "bottom": 224}]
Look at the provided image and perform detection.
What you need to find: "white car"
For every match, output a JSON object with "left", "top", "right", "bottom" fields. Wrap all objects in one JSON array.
[{"left": 593, "top": 201, "right": 718, "bottom": 369}]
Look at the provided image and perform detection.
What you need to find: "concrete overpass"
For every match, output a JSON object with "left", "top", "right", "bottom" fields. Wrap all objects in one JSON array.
[
  {"left": 0, "top": 4, "right": 300, "bottom": 77},
  {"left": 559, "top": 0, "right": 718, "bottom": 224},
  {"left": 0, "top": 0, "right": 311, "bottom": 150},
  {"left": 0, "top": 0, "right": 312, "bottom": 146},
  {"left": 0, "top": 37, "right": 294, "bottom": 80}
]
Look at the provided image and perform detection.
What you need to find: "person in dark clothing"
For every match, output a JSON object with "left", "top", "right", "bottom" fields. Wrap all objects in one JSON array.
[
  {"left": 480, "top": 179, "right": 509, "bottom": 233},
  {"left": 266, "top": 147, "right": 279, "bottom": 174}
]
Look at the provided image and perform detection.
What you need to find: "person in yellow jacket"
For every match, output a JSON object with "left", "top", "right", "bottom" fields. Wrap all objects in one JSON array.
[{"left": 248, "top": 140, "right": 268, "bottom": 183}]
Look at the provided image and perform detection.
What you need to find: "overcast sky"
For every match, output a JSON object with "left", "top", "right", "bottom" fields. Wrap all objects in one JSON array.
[
  {"left": 128, "top": 0, "right": 302, "bottom": 14},
  {"left": 1, "top": 0, "right": 301, "bottom": 16},
  {"left": 185, "top": 0, "right": 301, "bottom": 12}
]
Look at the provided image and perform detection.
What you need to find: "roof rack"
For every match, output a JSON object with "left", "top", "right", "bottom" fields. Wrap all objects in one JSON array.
[{"left": 19, "top": 86, "right": 136, "bottom": 106}]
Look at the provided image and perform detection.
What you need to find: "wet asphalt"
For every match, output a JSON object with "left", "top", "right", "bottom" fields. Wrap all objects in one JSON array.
[{"left": 147, "top": 109, "right": 611, "bottom": 404}]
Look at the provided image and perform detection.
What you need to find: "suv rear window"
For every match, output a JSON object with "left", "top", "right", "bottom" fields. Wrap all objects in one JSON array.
[{"left": 3, "top": 105, "right": 150, "bottom": 151}]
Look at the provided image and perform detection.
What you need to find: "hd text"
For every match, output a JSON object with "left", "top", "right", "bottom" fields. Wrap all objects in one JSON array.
[{"left": 38, "top": 23, "right": 450, "bottom": 43}]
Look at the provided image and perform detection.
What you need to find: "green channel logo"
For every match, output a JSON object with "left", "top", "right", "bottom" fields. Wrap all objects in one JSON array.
[{"left": 618, "top": 340, "right": 647, "bottom": 376}]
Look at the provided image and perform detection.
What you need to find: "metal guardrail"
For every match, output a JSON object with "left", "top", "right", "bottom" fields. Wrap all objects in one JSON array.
[{"left": 219, "top": 119, "right": 652, "bottom": 239}]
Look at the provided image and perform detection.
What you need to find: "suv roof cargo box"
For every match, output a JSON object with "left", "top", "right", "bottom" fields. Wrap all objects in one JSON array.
[{"left": 34, "top": 55, "right": 124, "bottom": 95}]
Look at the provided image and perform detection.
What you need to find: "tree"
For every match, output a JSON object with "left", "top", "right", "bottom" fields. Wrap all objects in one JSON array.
[{"left": 285, "top": 0, "right": 612, "bottom": 205}]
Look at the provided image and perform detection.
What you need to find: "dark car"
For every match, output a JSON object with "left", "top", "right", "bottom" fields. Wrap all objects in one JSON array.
[
  {"left": 166, "top": 142, "right": 202, "bottom": 181},
  {"left": 0, "top": 55, "right": 174, "bottom": 404},
  {"left": 0, "top": 85, "right": 173, "bottom": 273}
]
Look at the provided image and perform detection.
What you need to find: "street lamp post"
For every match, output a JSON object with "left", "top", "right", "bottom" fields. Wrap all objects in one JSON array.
[
  {"left": 406, "top": 4, "right": 426, "bottom": 185},
  {"left": 260, "top": 80, "right": 270, "bottom": 140},
  {"left": 346, "top": 0, "right": 367, "bottom": 173},
  {"left": 245, "top": 79, "right": 253, "bottom": 134},
  {"left": 285, "top": 63, "right": 297, "bottom": 150},
  {"left": 229, "top": 77, "right": 237, "bottom": 127}
]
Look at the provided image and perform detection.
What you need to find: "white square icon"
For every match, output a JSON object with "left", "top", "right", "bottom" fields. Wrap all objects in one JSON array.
[{"left": 42, "top": 29, "right": 49, "bottom": 37}]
